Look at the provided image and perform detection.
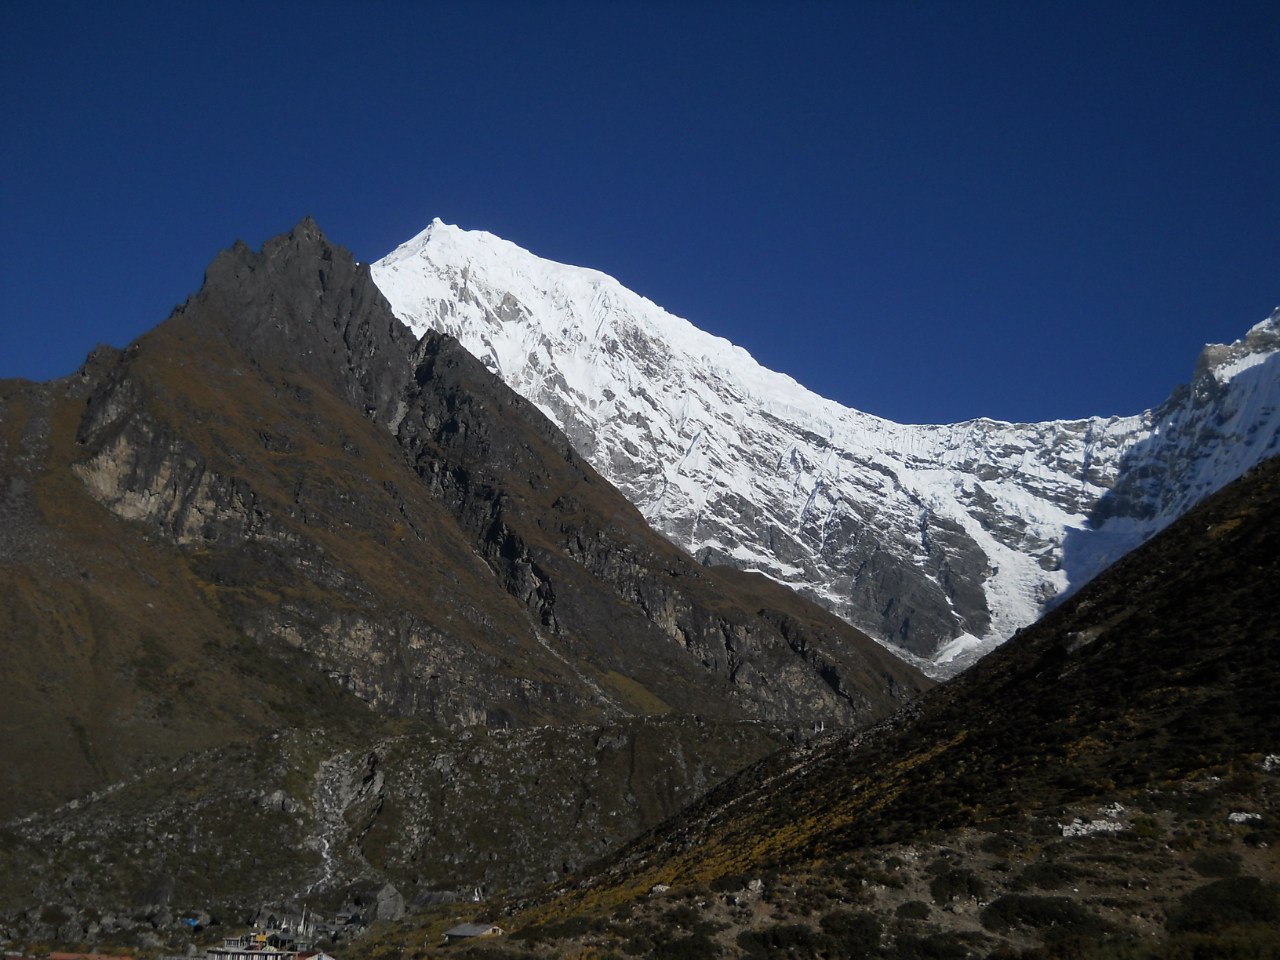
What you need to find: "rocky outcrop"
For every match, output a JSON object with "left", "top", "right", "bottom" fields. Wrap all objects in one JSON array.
[
  {"left": 389, "top": 332, "right": 927, "bottom": 725},
  {"left": 76, "top": 220, "right": 927, "bottom": 731},
  {"left": 74, "top": 407, "right": 273, "bottom": 546},
  {"left": 0, "top": 222, "right": 930, "bottom": 946}
]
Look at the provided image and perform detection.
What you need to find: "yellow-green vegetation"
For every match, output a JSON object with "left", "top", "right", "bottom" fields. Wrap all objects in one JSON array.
[
  {"left": 343, "top": 457, "right": 1280, "bottom": 959},
  {"left": 602, "top": 671, "right": 671, "bottom": 715},
  {"left": 504, "top": 731, "right": 973, "bottom": 927},
  {"left": 343, "top": 757, "right": 1277, "bottom": 960}
]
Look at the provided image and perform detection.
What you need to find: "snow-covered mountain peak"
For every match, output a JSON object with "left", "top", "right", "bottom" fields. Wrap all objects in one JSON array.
[
  {"left": 373, "top": 222, "right": 1280, "bottom": 675},
  {"left": 377, "top": 222, "right": 889, "bottom": 436}
]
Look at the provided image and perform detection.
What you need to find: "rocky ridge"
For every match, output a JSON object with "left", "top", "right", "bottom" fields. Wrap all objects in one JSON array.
[{"left": 0, "top": 221, "right": 926, "bottom": 942}]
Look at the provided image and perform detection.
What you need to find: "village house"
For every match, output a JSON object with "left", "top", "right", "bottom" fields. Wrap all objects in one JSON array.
[
  {"left": 205, "top": 934, "right": 294, "bottom": 960},
  {"left": 203, "top": 929, "right": 323, "bottom": 960}
]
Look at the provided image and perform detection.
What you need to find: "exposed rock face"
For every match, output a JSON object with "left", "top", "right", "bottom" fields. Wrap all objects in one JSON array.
[
  {"left": 73, "top": 408, "right": 274, "bottom": 545},
  {"left": 46, "top": 219, "right": 925, "bottom": 744},
  {"left": 373, "top": 221, "right": 1280, "bottom": 671},
  {"left": 0, "top": 221, "right": 928, "bottom": 936}
]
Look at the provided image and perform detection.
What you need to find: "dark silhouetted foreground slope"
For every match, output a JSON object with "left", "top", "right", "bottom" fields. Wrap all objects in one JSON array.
[{"left": 450, "top": 457, "right": 1279, "bottom": 958}]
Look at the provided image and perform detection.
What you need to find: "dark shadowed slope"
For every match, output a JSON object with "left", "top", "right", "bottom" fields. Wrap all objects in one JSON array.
[{"left": 517, "top": 455, "right": 1280, "bottom": 927}]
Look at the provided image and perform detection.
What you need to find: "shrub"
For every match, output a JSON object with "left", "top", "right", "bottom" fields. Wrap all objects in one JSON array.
[
  {"left": 819, "top": 909, "right": 881, "bottom": 953},
  {"left": 981, "top": 894, "right": 1110, "bottom": 940},
  {"left": 1165, "top": 876, "right": 1280, "bottom": 934},
  {"left": 737, "top": 923, "right": 824, "bottom": 958},
  {"left": 666, "top": 904, "right": 701, "bottom": 929},
  {"left": 896, "top": 900, "right": 931, "bottom": 920},
  {"left": 710, "top": 873, "right": 750, "bottom": 893},
  {"left": 1129, "top": 815, "right": 1164, "bottom": 840},
  {"left": 979, "top": 834, "right": 1017, "bottom": 856},
  {"left": 451, "top": 949, "right": 540, "bottom": 960},
  {"left": 650, "top": 932, "right": 721, "bottom": 959},
  {"left": 1012, "top": 861, "right": 1080, "bottom": 891},
  {"left": 889, "top": 931, "right": 983, "bottom": 959},
  {"left": 1244, "top": 820, "right": 1280, "bottom": 847},
  {"left": 621, "top": 934, "right": 655, "bottom": 956},
  {"left": 929, "top": 868, "right": 986, "bottom": 905},
  {"left": 1189, "top": 850, "right": 1242, "bottom": 878},
  {"left": 791, "top": 883, "right": 833, "bottom": 916},
  {"left": 511, "top": 912, "right": 601, "bottom": 940}
]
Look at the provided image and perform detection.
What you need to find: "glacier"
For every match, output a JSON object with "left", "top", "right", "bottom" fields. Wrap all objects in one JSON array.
[{"left": 372, "top": 219, "right": 1280, "bottom": 675}]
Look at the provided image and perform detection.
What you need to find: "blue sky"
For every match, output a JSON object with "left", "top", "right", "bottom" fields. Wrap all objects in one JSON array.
[{"left": 3, "top": 1, "right": 1276, "bottom": 424}]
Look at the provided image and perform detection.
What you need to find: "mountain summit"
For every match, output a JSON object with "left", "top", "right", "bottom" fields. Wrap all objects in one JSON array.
[
  {"left": 0, "top": 217, "right": 924, "bottom": 819},
  {"left": 0, "top": 222, "right": 935, "bottom": 945},
  {"left": 373, "top": 221, "right": 1280, "bottom": 672}
]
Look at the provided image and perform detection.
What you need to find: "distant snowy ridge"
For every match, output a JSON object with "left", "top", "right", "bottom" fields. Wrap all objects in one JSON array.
[{"left": 373, "top": 220, "right": 1280, "bottom": 674}]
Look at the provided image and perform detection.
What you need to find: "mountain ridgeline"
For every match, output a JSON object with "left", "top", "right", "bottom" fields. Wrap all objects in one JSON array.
[
  {"left": 373, "top": 221, "right": 1280, "bottom": 673},
  {"left": 0, "top": 222, "right": 926, "bottom": 939},
  {"left": 1, "top": 219, "right": 1275, "bottom": 958}
]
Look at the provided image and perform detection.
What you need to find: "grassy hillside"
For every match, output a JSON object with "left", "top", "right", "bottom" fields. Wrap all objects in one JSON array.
[{"left": 366, "top": 456, "right": 1280, "bottom": 958}]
